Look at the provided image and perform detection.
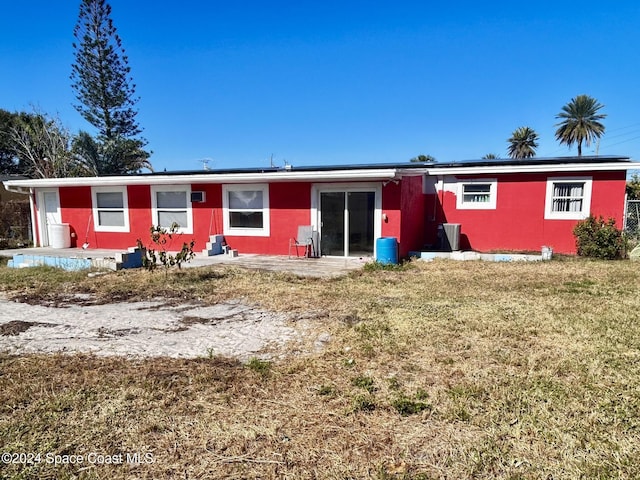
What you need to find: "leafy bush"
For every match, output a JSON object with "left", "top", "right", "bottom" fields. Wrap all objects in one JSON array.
[
  {"left": 137, "top": 223, "right": 195, "bottom": 271},
  {"left": 573, "top": 215, "right": 624, "bottom": 259}
]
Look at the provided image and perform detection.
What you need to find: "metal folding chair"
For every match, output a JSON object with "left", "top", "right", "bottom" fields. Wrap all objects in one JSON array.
[{"left": 289, "top": 225, "right": 316, "bottom": 258}]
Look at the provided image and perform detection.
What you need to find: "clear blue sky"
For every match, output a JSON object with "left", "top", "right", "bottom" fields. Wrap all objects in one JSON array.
[{"left": 2, "top": 1, "right": 640, "bottom": 172}]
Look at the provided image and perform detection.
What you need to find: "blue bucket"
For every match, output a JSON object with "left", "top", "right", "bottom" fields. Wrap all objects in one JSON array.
[{"left": 376, "top": 237, "right": 398, "bottom": 265}]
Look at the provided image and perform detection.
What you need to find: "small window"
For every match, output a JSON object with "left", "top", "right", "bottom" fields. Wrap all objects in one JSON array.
[
  {"left": 92, "top": 187, "right": 129, "bottom": 232},
  {"left": 151, "top": 186, "right": 192, "bottom": 233},
  {"left": 223, "top": 184, "right": 270, "bottom": 236},
  {"left": 545, "top": 177, "right": 592, "bottom": 220},
  {"left": 456, "top": 179, "right": 497, "bottom": 209}
]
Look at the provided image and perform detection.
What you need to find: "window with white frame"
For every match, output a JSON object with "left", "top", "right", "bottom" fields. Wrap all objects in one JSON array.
[
  {"left": 92, "top": 187, "right": 129, "bottom": 232},
  {"left": 222, "top": 184, "right": 270, "bottom": 236},
  {"left": 544, "top": 177, "right": 592, "bottom": 220},
  {"left": 151, "top": 185, "right": 192, "bottom": 233},
  {"left": 456, "top": 179, "right": 497, "bottom": 209}
]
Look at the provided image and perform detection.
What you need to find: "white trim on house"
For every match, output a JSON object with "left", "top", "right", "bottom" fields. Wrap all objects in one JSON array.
[
  {"left": 456, "top": 178, "right": 497, "bottom": 210},
  {"left": 150, "top": 185, "right": 193, "bottom": 234},
  {"left": 91, "top": 186, "right": 130, "bottom": 233},
  {"left": 427, "top": 162, "right": 635, "bottom": 176},
  {"left": 222, "top": 184, "right": 270, "bottom": 237},
  {"left": 544, "top": 176, "right": 593, "bottom": 220},
  {"left": 2, "top": 169, "right": 404, "bottom": 189}
]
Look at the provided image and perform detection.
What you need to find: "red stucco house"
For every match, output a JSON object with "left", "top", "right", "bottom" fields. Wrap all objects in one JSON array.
[{"left": 2, "top": 155, "right": 636, "bottom": 257}]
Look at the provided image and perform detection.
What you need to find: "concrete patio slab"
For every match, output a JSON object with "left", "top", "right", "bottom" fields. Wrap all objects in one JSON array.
[{"left": 0, "top": 247, "right": 369, "bottom": 278}]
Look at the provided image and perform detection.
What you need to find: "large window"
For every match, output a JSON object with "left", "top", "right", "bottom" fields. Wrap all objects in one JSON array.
[
  {"left": 222, "top": 184, "right": 270, "bottom": 236},
  {"left": 456, "top": 179, "right": 497, "bottom": 209},
  {"left": 92, "top": 187, "right": 129, "bottom": 232},
  {"left": 545, "top": 177, "right": 592, "bottom": 220},
  {"left": 151, "top": 186, "right": 192, "bottom": 233}
]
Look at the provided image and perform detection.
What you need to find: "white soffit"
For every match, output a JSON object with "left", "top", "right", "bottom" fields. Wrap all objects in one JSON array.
[
  {"left": 426, "top": 162, "right": 638, "bottom": 175},
  {"left": 2, "top": 168, "right": 402, "bottom": 189}
]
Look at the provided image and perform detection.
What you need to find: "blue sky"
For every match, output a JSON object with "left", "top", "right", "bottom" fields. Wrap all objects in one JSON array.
[{"left": 2, "top": 1, "right": 640, "bottom": 172}]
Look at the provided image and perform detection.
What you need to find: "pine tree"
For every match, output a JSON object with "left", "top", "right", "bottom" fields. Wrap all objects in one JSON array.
[
  {"left": 71, "top": 0, "right": 151, "bottom": 173},
  {"left": 71, "top": 0, "right": 139, "bottom": 139}
]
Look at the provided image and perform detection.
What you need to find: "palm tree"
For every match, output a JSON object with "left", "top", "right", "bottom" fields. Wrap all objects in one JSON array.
[
  {"left": 410, "top": 154, "right": 436, "bottom": 163},
  {"left": 507, "top": 127, "right": 539, "bottom": 159},
  {"left": 482, "top": 153, "right": 499, "bottom": 160},
  {"left": 555, "top": 95, "right": 606, "bottom": 156}
]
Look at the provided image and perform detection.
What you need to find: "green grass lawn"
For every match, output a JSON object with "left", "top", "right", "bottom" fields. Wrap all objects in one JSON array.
[{"left": 0, "top": 259, "right": 639, "bottom": 479}]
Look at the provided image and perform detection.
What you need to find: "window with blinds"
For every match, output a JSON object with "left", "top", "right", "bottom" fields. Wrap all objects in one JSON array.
[
  {"left": 551, "top": 182, "right": 584, "bottom": 213},
  {"left": 545, "top": 177, "right": 592, "bottom": 220},
  {"left": 456, "top": 179, "right": 497, "bottom": 209}
]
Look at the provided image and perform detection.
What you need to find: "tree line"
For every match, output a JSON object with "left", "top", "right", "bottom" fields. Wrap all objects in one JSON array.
[
  {"left": 0, "top": 0, "right": 151, "bottom": 178},
  {"left": 412, "top": 94, "right": 607, "bottom": 162},
  {"left": 504, "top": 94, "right": 606, "bottom": 159}
]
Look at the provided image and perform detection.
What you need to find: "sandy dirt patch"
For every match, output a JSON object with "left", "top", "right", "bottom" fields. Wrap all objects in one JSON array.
[{"left": 0, "top": 294, "right": 306, "bottom": 360}]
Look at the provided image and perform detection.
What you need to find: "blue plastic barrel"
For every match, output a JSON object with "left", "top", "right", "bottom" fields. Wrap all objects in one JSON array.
[{"left": 376, "top": 237, "right": 398, "bottom": 264}]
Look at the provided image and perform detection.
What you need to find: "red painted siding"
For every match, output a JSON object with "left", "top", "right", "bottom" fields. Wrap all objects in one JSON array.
[
  {"left": 46, "top": 169, "right": 626, "bottom": 257},
  {"left": 222, "top": 182, "right": 313, "bottom": 255},
  {"left": 426, "top": 171, "right": 627, "bottom": 254},
  {"left": 399, "top": 176, "right": 426, "bottom": 257},
  {"left": 380, "top": 176, "right": 427, "bottom": 257},
  {"left": 59, "top": 185, "right": 153, "bottom": 250}
]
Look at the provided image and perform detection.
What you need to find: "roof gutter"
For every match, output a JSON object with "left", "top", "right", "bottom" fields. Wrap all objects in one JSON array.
[
  {"left": 2, "top": 168, "right": 403, "bottom": 189},
  {"left": 426, "top": 162, "right": 639, "bottom": 175},
  {"left": 3, "top": 184, "right": 32, "bottom": 194}
]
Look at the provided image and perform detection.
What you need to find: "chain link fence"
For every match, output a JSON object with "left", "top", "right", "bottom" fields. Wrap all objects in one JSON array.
[{"left": 625, "top": 200, "right": 640, "bottom": 239}]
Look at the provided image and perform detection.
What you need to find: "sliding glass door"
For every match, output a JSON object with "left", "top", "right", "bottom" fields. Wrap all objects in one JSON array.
[{"left": 320, "top": 190, "right": 375, "bottom": 257}]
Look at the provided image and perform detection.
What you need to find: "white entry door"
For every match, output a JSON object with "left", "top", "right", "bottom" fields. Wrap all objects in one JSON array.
[{"left": 39, "top": 189, "right": 61, "bottom": 246}]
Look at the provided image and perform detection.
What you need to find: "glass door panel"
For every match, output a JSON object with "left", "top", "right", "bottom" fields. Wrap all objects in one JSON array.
[
  {"left": 348, "top": 192, "right": 375, "bottom": 257},
  {"left": 320, "top": 192, "right": 345, "bottom": 256}
]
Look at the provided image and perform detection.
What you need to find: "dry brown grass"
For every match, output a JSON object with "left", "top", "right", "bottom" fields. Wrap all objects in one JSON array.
[{"left": 1, "top": 259, "right": 640, "bottom": 479}]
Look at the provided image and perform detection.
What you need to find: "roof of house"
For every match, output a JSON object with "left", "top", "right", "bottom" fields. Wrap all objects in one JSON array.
[{"left": 2, "top": 155, "right": 637, "bottom": 191}]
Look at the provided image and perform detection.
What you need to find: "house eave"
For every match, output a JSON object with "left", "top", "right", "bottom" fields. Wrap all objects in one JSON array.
[
  {"left": 2, "top": 168, "right": 406, "bottom": 190},
  {"left": 426, "top": 162, "right": 639, "bottom": 176}
]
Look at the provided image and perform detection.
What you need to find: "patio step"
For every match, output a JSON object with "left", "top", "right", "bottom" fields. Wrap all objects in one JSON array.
[{"left": 202, "top": 234, "right": 225, "bottom": 256}]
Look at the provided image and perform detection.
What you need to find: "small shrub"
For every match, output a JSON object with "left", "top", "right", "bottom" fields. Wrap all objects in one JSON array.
[
  {"left": 573, "top": 215, "right": 624, "bottom": 259},
  {"left": 137, "top": 223, "right": 196, "bottom": 272}
]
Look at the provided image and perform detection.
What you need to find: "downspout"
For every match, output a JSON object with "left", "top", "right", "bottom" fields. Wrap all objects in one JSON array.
[{"left": 28, "top": 189, "right": 38, "bottom": 247}]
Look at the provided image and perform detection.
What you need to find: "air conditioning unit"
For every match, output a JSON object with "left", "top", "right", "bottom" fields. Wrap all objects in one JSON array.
[
  {"left": 190, "top": 191, "right": 206, "bottom": 203},
  {"left": 439, "top": 223, "right": 461, "bottom": 251}
]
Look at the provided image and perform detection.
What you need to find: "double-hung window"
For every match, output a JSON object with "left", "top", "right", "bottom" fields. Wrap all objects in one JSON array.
[
  {"left": 545, "top": 177, "right": 592, "bottom": 220},
  {"left": 151, "top": 185, "right": 192, "bottom": 233},
  {"left": 222, "top": 184, "right": 270, "bottom": 236},
  {"left": 92, "top": 187, "right": 129, "bottom": 232},
  {"left": 456, "top": 179, "right": 497, "bottom": 209}
]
